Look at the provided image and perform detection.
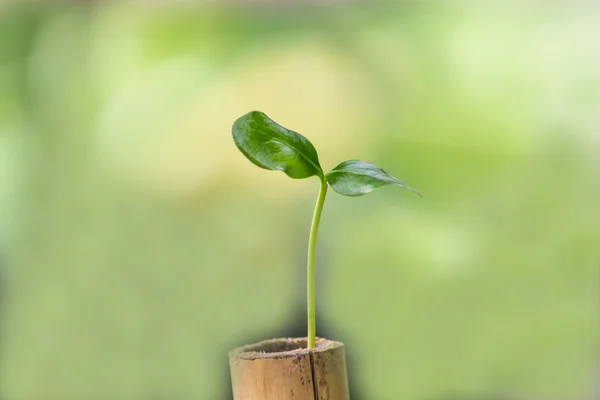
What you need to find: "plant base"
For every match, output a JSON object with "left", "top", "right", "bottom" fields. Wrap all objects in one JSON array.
[{"left": 229, "top": 337, "right": 349, "bottom": 400}]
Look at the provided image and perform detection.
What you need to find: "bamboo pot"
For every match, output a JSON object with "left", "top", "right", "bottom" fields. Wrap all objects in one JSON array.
[{"left": 229, "top": 337, "right": 349, "bottom": 400}]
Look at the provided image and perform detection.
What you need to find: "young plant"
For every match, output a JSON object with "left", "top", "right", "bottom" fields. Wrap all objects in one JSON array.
[{"left": 232, "top": 111, "right": 421, "bottom": 349}]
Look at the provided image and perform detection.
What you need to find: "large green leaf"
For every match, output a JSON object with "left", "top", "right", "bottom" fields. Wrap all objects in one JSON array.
[
  {"left": 232, "top": 111, "right": 323, "bottom": 179},
  {"left": 326, "top": 160, "right": 421, "bottom": 197}
]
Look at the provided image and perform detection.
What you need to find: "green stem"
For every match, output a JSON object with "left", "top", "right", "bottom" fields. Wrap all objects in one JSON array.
[{"left": 307, "top": 178, "right": 328, "bottom": 349}]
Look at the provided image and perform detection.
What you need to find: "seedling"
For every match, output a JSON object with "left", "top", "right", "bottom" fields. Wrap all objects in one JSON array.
[{"left": 232, "top": 111, "right": 421, "bottom": 349}]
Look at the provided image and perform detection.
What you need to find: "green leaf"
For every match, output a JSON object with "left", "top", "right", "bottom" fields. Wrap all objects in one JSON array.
[
  {"left": 326, "top": 160, "right": 422, "bottom": 197},
  {"left": 232, "top": 111, "right": 323, "bottom": 179}
]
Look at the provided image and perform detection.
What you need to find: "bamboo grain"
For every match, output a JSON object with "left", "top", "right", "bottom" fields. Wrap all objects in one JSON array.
[{"left": 229, "top": 337, "right": 349, "bottom": 400}]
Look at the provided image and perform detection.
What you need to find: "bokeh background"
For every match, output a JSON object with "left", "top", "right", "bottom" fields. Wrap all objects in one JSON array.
[{"left": 0, "top": 1, "right": 599, "bottom": 399}]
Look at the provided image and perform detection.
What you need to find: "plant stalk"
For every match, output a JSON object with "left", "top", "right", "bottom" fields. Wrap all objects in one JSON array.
[{"left": 307, "top": 178, "right": 328, "bottom": 349}]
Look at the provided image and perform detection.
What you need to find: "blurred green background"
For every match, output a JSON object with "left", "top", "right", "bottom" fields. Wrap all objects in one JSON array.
[{"left": 0, "top": 1, "right": 598, "bottom": 399}]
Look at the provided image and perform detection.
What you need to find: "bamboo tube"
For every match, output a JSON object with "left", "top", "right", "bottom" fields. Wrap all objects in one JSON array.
[{"left": 229, "top": 337, "right": 349, "bottom": 400}]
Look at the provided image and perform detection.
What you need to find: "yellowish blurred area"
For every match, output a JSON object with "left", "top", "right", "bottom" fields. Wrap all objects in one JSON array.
[{"left": 0, "top": 2, "right": 598, "bottom": 399}]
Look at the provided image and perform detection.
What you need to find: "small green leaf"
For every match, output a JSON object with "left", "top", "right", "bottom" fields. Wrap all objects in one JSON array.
[
  {"left": 232, "top": 111, "right": 323, "bottom": 179},
  {"left": 326, "top": 160, "right": 422, "bottom": 197}
]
